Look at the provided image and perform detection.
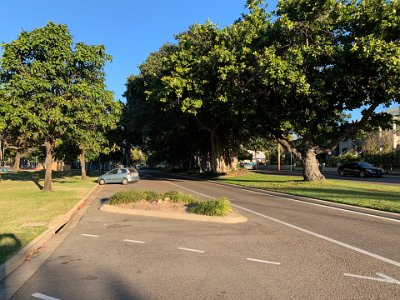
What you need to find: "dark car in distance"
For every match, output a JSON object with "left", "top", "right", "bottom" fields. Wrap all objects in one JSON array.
[{"left": 337, "top": 162, "right": 384, "bottom": 178}]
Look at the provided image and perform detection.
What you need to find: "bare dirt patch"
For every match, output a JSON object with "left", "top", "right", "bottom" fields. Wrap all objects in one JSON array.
[{"left": 117, "top": 200, "right": 188, "bottom": 214}]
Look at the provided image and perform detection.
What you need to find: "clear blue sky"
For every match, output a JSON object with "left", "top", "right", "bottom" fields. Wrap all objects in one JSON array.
[
  {"left": 0, "top": 0, "right": 278, "bottom": 101},
  {"left": 0, "top": 0, "right": 395, "bottom": 118}
]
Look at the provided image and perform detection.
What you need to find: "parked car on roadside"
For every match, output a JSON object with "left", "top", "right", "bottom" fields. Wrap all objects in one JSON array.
[
  {"left": 239, "top": 161, "right": 256, "bottom": 170},
  {"left": 337, "top": 162, "right": 384, "bottom": 178},
  {"left": 97, "top": 167, "right": 139, "bottom": 185}
]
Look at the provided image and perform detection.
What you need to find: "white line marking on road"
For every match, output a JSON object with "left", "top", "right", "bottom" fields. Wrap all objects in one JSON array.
[
  {"left": 81, "top": 234, "right": 99, "bottom": 238},
  {"left": 165, "top": 181, "right": 400, "bottom": 268},
  {"left": 166, "top": 181, "right": 214, "bottom": 199},
  {"left": 178, "top": 247, "right": 205, "bottom": 253},
  {"left": 233, "top": 204, "right": 400, "bottom": 268},
  {"left": 344, "top": 272, "right": 400, "bottom": 285},
  {"left": 246, "top": 258, "right": 281, "bottom": 265},
  {"left": 32, "top": 292, "right": 61, "bottom": 300},
  {"left": 124, "top": 239, "right": 145, "bottom": 244}
]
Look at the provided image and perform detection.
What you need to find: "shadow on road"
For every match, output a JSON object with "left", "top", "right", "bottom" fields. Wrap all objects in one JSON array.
[
  {"left": 0, "top": 234, "right": 22, "bottom": 299},
  {"left": 9, "top": 258, "right": 146, "bottom": 299},
  {"left": 0, "top": 234, "right": 22, "bottom": 266}
]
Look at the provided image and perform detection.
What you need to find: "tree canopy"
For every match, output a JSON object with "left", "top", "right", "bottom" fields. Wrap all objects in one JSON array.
[
  {"left": 123, "top": 0, "right": 400, "bottom": 180},
  {"left": 0, "top": 22, "right": 121, "bottom": 190}
]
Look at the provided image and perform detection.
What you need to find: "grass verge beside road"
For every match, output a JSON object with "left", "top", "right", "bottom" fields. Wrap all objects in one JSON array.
[
  {"left": 0, "top": 171, "right": 97, "bottom": 265},
  {"left": 216, "top": 173, "right": 400, "bottom": 213}
]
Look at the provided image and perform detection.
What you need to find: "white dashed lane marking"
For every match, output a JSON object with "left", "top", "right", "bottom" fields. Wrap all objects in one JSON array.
[
  {"left": 80, "top": 234, "right": 99, "bottom": 238},
  {"left": 124, "top": 239, "right": 145, "bottom": 244},
  {"left": 178, "top": 247, "right": 205, "bottom": 253},
  {"left": 344, "top": 272, "right": 400, "bottom": 285},
  {"left": 246, "top": 258, "right": 281, "bottom": 265},
  {"left": 165, "top": 181, "right": 400, "bottom": 268},
  {"left": 32, "top": 292, "right": 61, "bottom": 300}
]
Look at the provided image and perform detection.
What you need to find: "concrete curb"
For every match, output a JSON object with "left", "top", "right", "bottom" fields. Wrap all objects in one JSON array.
[
  {"left": 99, "top": 204, "right": 248, "bottom": 224},
  {"left": 0, "top": 184, "right": 100, "bottom": 283}
]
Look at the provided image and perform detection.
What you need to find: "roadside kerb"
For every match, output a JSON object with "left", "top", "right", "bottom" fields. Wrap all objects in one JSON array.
[
  {"left": 0, "top": 184, "right": 99, "bottom": 283},
  {"left": 100, "top": 203, "right": 248, "bottom": 224}
]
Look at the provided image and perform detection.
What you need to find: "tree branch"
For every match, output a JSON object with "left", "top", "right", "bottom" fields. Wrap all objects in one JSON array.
[
  {"left": 324, "top": 102, "right": 380, "bottom": 151},
  {"left": 277, "top": 137, "right": 302, "bottom": 160}
]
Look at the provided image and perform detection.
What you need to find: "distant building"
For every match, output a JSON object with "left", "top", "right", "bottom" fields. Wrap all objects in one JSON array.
[
  {"left": 247, "top": 150, "right": 266, "bottom": 163},
  {"left": 385, "top": 106, "right": 400, "bottom": 150},
  {"left": 337, "top": 139, "right": 356, "bottom": 154},
  {"left": 332, "top": 107, "right": 400, "bottom": 155}
]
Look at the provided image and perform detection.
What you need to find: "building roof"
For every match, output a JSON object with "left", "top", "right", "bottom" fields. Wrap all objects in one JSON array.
[{"left": 385, "top": 106, "right": 400, "bottom": 116}]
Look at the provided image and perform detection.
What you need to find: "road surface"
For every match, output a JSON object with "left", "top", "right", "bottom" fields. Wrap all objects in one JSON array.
[{"left": 3, "top": 172, "right": 399, "bottom": 299}]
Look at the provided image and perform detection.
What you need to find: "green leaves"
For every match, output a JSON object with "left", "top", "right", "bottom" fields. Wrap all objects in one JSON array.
[
  {"left": 122, "top": 0, "right": 399, "bottom": 176},
  {"left": 0, "top": 21, "right": 121, "bottom": 184}
]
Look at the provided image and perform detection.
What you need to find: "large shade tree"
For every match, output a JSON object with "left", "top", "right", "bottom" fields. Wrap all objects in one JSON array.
[
  {"left": 124, "top": 0, "right": 400, "bottom": 180},
  {"left": 153, "top": 23, "right": 249, "bottom": 172},
  {"left": 123, "top": 47, "right": 206, "bottom": 170},
  {"left": 1, "top": 22, "right": 120, "bottom": 190},
  {"left": 233, "top": 0, "right": 400, "bottom": 180},
  {"left": 68, "top": 43, "right": 122, "bottom": 179}
]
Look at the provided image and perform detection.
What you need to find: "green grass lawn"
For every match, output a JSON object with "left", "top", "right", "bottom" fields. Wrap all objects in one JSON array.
[
  {"left": 0, "top": 170, "right": 97, "bottom": 265},
  {"left": 216, "top": 173, "right": 400, "bottom": 213}
]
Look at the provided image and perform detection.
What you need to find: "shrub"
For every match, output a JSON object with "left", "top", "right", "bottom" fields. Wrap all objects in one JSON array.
[
  {"left": 163, "top": 190, "right": 197, "bottom": 204},
  {"left": 109, "top": 190, "right": 145, "bottom": 204},
  {"left": 144, "top": 191, "right": 163, "bottom": 202},
  {"left": 187, "top": 197, "right": 232, "bottom": 216},
  {"left": 109, "top": 190, "right": 233, "bottom": 217}
]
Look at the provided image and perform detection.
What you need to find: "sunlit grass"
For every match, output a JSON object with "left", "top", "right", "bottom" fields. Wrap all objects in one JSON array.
[
  {"left": 216, "top": 173, "right": 400, "bottom": 213},
  {"left": 0, "top": 170, "right": 97, "bottom": 265}
]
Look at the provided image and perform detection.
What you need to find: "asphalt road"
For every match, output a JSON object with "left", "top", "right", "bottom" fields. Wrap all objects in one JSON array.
[{"left": 5, "top": 172, "right": 400, "bottom": 299}]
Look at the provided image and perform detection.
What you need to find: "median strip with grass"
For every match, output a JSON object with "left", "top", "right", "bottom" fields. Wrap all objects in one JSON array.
[
  {"left": 109, "top": 190, "right": 232, "bottom": 217},
  {"left": 216, "top": 173, "right": 400, "bottom": 213},
  {"left": 0, "top": 171, "right": 97, "bottom": 265}
]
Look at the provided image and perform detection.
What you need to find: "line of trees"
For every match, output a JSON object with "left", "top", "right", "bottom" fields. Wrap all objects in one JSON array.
[
  {"left": 122, "top": 0, "right": 400, "bottom": 181},
  {"left": 0, "top": 22, "right": 122, "bottom": 191}
]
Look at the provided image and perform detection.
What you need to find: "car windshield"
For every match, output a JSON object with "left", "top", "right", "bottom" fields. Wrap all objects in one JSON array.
[{"left": 359, "top": 162, "right": 373, "bottom": 168}]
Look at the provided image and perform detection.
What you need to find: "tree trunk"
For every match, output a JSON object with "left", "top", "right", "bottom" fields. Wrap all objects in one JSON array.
[
  {"left": 79, "top": 152, "right": 87, "bottom": 180},
  {"left": 210, "top": 129, "right": 217, "bottom": 173},
  {"left": 13, "top": 151, "right": 22, "bottom": 171},
  {"left": 302, "top": 148, "right": 325, "bottom": 181},
  {"left": 0, "top": 139, "right": 3, "bottom": 167},
  {"left": 254, "top": 148, "right": 258, "bottom": 170},
  {"left": 43, "top": 141, "right": 53, "bottom": 192}
]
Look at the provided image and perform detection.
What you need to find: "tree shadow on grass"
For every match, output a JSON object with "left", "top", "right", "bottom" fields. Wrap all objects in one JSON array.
[
  {"left": 0, "top": 233, "right": 22, "bottom": 267},
  {"left": 0, "top": 170, "right": 70, "bottom": 191},
  {"left": 216, "top": 178, "right": 304, "bottom": 183}
]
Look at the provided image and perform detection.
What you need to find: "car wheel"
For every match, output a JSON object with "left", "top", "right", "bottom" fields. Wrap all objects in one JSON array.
[
  {"left": 99, "top": 179, "right": 106, "bottom": 185},
  {"left": 122, "top": 178, "right": 128, "bottom": 185},
  {"left": 339, "top": 170, "right": 345, "bottom": 176},
  {"left": 359, "top": 171, "right": 365, "bottom": 178}
]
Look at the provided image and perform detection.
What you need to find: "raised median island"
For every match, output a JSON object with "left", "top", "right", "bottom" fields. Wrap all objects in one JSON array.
[{"left": 100, "top": 189, "right": 247, "bottom": 224}]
